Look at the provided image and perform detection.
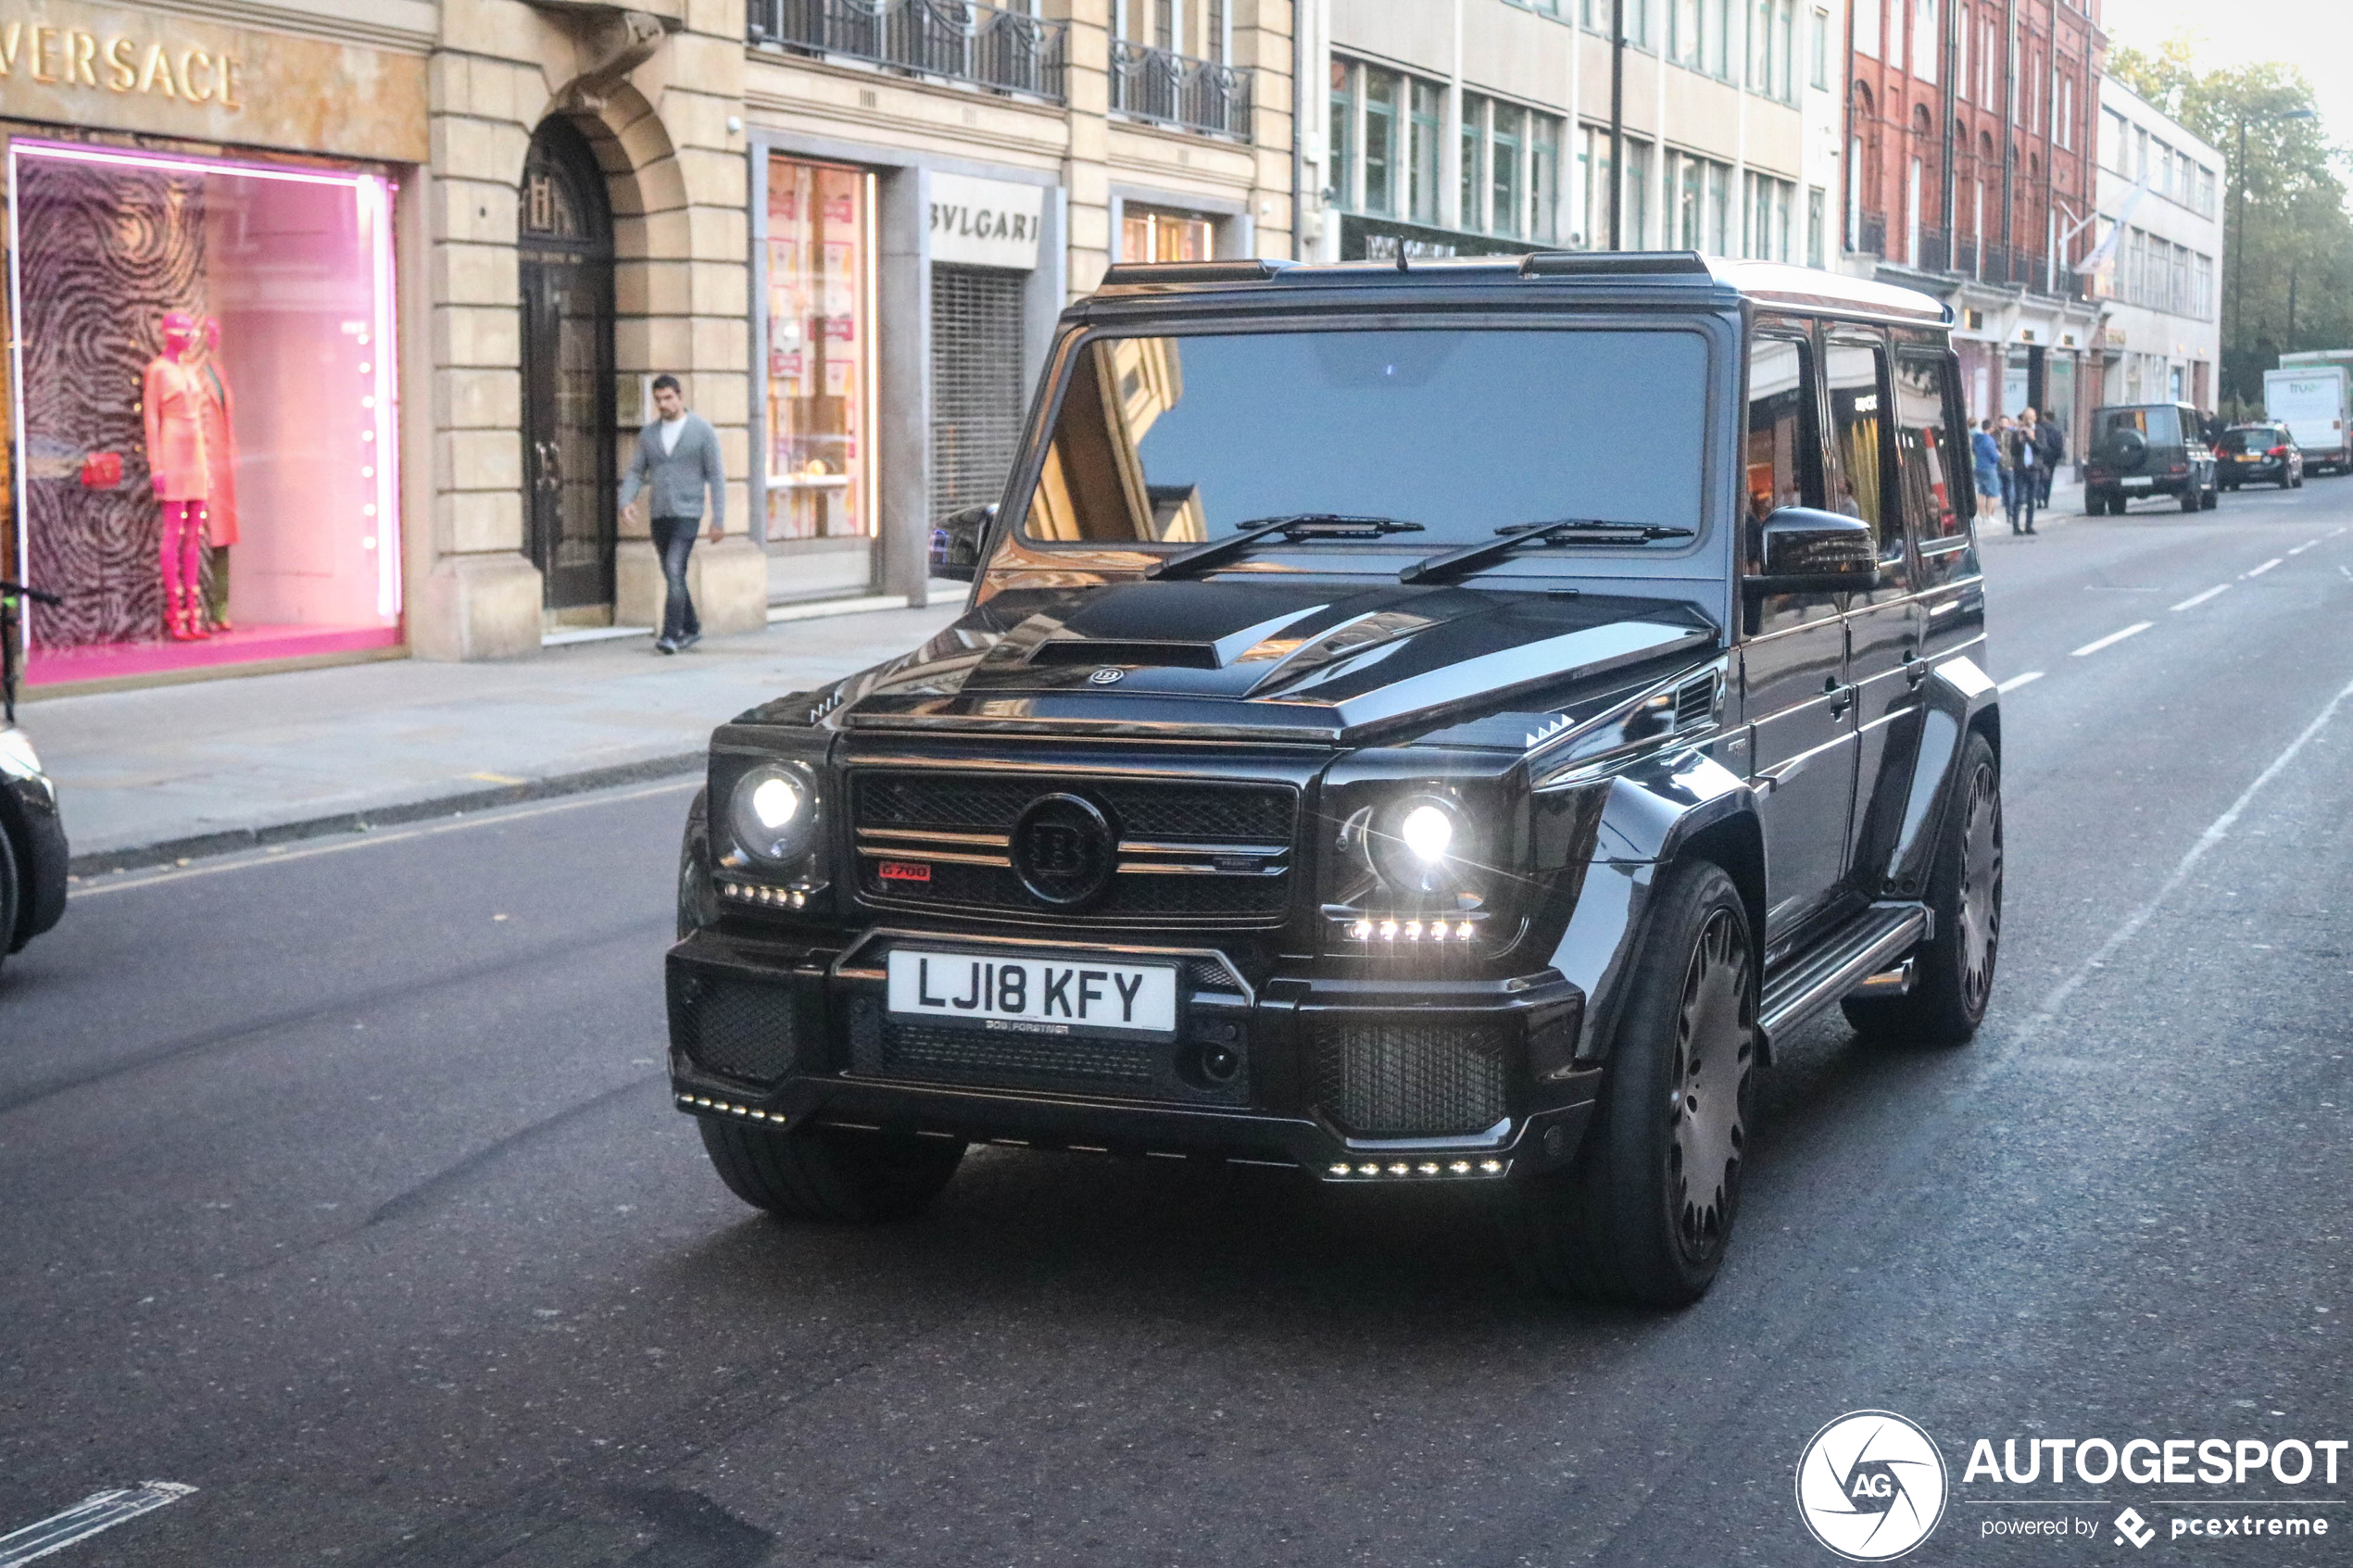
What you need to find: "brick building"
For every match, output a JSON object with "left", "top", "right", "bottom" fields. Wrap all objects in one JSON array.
[{"left": 1843, "top": 0, "right": 2106, "bottom": 452}]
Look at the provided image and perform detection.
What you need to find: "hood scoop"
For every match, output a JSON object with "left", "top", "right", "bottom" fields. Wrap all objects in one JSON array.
[{"left": 1026, "top": 639, "right": 1220, "bottom": 670}]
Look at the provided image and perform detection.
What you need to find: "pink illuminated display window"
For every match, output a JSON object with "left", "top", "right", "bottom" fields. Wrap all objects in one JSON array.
[{"left": 6, "top": 140, "right": 400, "bottom": 684}]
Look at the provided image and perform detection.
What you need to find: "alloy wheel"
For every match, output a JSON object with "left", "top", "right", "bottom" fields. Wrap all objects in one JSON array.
[
  {"left": 1957, "top": 761, "right": 2004, "bottom": 1012},
  {"left": 1667, "top": 909, "right": 1754, "bottom": 1257}
]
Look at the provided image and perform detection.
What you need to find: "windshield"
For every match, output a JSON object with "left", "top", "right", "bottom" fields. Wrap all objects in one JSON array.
[{"left": 1019, "top": 328, "right": 1710, "bottom": 550}]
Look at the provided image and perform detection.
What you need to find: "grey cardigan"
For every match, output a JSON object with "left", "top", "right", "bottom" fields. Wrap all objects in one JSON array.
[{"left": 619, "top": 413, "right": 725, "bottom": 528}]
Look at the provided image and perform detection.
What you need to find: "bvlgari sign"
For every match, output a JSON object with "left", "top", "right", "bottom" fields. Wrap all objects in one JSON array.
[
  {"left": 928, "top": 171, "right": 1046, "bottom": 271},
  {"left": 0, "top": 3, "right": 427, "bottom": 164}
]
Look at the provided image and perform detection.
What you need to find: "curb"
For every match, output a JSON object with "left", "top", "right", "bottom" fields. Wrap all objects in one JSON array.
[{"left": 67, "top": 750, "right": 705, "bottom": 878}]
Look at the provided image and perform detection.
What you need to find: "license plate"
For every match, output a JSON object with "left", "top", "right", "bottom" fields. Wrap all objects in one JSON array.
[
  {"left": 886, "top": 948, "right": 1178, "bottom": 1036},
  {"left": 2236, "top": 453, "right": 2260, "bottom": 462},
  {"left": 2121, "top": 476, "right": 2153, "bottom": 487}
]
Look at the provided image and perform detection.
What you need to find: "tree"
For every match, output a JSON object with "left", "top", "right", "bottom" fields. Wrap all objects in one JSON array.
[{"left": 2109, "top": 39, "right": 2353, "bottom": 412}]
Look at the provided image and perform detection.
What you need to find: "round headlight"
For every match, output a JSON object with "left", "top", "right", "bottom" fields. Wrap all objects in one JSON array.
[
  {"left": 729, "top": 762, "right": 816, "bottom": 865},
  {"left": 1368, "top": 793, "right": 1471, "bottom": 896}
]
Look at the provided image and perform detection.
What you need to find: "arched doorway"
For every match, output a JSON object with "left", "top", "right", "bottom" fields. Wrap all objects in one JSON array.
[{"left": 518, "top": 119, "right": 615, "bottom": 618}]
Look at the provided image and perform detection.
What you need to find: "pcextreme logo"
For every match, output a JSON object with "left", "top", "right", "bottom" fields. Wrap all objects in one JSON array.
[{"left": 1795, "top": 1411, "right": 1952, "bottom": 1561}]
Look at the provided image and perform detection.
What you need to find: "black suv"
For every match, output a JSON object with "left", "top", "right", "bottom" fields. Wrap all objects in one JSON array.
[
  {"left": 666, "top": 254, "right": 2005, "bottom": 1306},
  {"left": 2083, "top": 402, "right": 2219, "bottom": 513},
  {"left": 2218, "top": 422, "right": 2304, "bottom": 491}
]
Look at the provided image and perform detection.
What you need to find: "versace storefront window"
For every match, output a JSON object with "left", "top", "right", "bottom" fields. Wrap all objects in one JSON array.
[{"left": 6, "top": 139, "right": 400, "bottom": 683}]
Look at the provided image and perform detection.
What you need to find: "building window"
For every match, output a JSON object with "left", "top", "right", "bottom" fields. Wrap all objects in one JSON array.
[
  {"left": 2193, "top": 252, "right": 2214, "bottom": 320},
  {"left": 7, "top": 143, "right": 403, "bottom": 680},
  {"left": 1626, "top": 139, "right": 1652, "bottom": 245},
  {"left": 1491, "top": 102, "right": 1526, "bottom": 237},
  {"left": 930, "top": 265, "right": 1026, "bottom": 520},
  {"left": 1674, "top": 0, "right": 1705, "bottom": 69},
  {"left": 1743, "top": 169, "right": 1794, "bottom": 260},
  {"left": 1364, "top": 66, "right": 1399, "bottom": 215},
  {"left": 1912, "top": 0, "right": 1936, "bottom": 84},
  {"left": 1807, "top": 185, "right": 1827, "bottom": 266},
  {"left": 1955, "top": 6, "right": 1968, "bottom": 99},
  {"left": 767, "top": 156, "right": 877, "bottom": 542},
  {"left": 1328, "top": 57, "right": 1353, "bottom": 210},
  {"left": 1810, "top": 6, "right": 1831, "bottom": 89},
  {"left": 1461, "top": 94, "right": 1487, "bottom": 232},
  {"left": 1121, "top": 205, "right": 1214, "bottom": 261},
  {"left": 1410, "top": 82, "right": 1443, "bottom": 224},
  {"left": 1711, "top": 0, "right": 1733, "bottom": 76},
  {"left": 1855, "top": 0, "right": 1880, "bottom": 58},
  {"left": 1531, "top": 116, "right": 1562, "bottom": 242}
]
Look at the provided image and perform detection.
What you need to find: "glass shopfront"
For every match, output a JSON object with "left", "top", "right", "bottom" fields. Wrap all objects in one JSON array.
[
  {"left": 6, "top": 139, "right": 400, "bottom": 684},
  {"left": 764, "top": 156, "right": 875, "bottom": 542}
]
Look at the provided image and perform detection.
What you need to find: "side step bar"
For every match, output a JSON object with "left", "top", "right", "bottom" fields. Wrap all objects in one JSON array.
[{"left": 1758, "top": 901, "right": 1931, "bottom": 1046}]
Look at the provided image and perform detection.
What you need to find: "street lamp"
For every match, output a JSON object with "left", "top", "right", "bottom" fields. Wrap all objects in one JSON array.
[{"left": 2231, "top": 106, "right": 2317, "bottom": 406}]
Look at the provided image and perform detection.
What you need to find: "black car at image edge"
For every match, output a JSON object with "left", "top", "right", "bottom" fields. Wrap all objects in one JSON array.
[
  {"left": 2082, "top": 401, "right": 2220, "bottom": 514},
  {"left": 664, "top": 252, "right": 2004, "bottom": 1307}
]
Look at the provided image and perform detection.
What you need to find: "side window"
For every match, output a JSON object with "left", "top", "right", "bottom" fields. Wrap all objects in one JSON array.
[
  {"left": 1743, "top": 331, "right": 1821, "bottom": 571},
  {"left": 1825, "top": 338, "right": 1891, "bottom": 553},
  {"left": 1895, "top": 351, "right": 1966, "bottom": 549}
]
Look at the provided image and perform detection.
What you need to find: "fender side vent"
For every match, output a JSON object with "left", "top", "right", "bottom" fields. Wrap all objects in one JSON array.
[{"left": 1674, "top": 671, "right": 1721, "bottom": 729}]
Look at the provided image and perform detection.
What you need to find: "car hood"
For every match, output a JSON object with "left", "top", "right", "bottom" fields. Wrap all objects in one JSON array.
[{"left": 759, "top": 579, "right": 1718, "bottom": 747}]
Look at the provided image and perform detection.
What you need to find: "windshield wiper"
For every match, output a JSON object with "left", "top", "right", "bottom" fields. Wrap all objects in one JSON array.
[
  {"left": 1146, "top": 514, "right": 1425, "bottom": 580},
  {"left": 1398, "top": 518, "right": 1696, "bottom": 585}
]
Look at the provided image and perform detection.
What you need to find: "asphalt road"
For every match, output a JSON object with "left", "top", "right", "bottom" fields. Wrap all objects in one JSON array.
[{"left": 4, "top": 481, "right": 2350, "bottom": 1567}]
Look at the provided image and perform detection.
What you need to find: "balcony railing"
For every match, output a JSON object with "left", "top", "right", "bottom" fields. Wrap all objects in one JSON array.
[
  {"left": 1109, "top": 40, "right": 1252, "bottom": 138},
  {"left": 749, "top": 0, "right": 1068, "bottom": 103}
]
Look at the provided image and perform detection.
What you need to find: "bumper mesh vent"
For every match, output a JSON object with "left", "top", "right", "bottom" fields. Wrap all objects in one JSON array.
[
  {"left": 1313, "top": 1018, "right": 1513, "bottom": 1137},
  {"left": 675, "top": 975, "right": 802, "bottom": 1085}
]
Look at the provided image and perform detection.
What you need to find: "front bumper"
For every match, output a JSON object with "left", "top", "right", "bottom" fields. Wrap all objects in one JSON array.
[{"left": 666, "top": 924, "right": 1597, "bottom": 1183}]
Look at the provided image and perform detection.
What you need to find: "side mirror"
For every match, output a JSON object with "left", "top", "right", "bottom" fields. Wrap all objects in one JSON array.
[
  {"left": 1743, "top": 506, "right": 1881, "bottom": 596},
  {"left": 928, "top": 503, "right": 997, "bottom": 583}
]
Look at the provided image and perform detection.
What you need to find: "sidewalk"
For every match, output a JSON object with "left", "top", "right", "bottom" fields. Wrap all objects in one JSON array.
[{"left": 27, "top": 597, "right": 966, "bottom": 872}]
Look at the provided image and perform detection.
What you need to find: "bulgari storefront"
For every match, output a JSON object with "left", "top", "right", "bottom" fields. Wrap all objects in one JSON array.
[{"left": 0, "top": 4, "right": 424, "bottom": 690}]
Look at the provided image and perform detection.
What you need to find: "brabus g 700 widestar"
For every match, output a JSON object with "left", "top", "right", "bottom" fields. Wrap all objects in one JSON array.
[{"left": 664, "top": 252, "right": 2004, "bottom": 1307}]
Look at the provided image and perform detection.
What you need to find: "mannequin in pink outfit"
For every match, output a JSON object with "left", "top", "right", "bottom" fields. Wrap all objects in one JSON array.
[{"left": 143, "top": 310, "right": 211, "bottom": 642}]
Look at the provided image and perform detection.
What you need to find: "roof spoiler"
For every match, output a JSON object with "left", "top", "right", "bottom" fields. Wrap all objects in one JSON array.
[
  {"left": 1099, "top": 258, "right": 1299, "bottom": 285},
  {"left": 1519, "top": 249, "right": 1714, "bottom": 278}
]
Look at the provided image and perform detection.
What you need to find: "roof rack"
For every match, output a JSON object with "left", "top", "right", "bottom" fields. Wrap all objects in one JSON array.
[
  {"left": 1098, "top": 258, "right": 1299, "bottom": 285},
  {"left": 1519, "top": 250, "right": 1714, "bottom": 278}
]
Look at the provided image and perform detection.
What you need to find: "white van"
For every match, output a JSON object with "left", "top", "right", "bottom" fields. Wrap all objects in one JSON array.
[{"left": 2264, "top": 361, "right": 2353, "bottom": 473}]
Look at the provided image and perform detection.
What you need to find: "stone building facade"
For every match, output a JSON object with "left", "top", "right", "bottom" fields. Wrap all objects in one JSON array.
[{"left": 0, "top": 0, "right": 1294, "bottom": 691}]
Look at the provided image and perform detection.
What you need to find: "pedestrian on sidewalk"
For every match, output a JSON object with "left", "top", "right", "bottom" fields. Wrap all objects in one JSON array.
[
  {"left": 1972, "top": 417, "right": 2002, "bottom": 527},
  {"left": 619, "top": 374, "right": 725, "bottom": 654},
  {"left": 2006, "top": 410, "right": 2042, "bottom": 535},
  {"left": 2032, "top": 407, "right": 2065, "bottom": 507}
]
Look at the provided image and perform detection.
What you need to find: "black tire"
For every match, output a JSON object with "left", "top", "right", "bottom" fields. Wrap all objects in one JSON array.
[
  {"left": 1843, "top": 731, "right": 2003, "bottom": 1047},
  {"left": 2084, "top": 492, "right": 2107, "bottom": 515},
  {"left": 1503, "top": 859, "right": 1756, "bottom": 1306},
  {"left": 698, "top": 1118, "right": 965, "bottom": 1223},
  {"left": 2293, "top": 472, "right": 2304, "bottom": 488},
  {"left": 2201, "top": 482, "right": 2219, "bottom": 510},
  {"left": 0, "top": 825, "right": 19, "bottom": 972},
  {"left": 2179, "top": 486, "right": 2201, "bottom": 513}
]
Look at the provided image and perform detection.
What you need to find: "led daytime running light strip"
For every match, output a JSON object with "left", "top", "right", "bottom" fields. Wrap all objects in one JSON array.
[
  {"left": 1327, "top": 1159, "right": 1509, "bottom": 1179},
  {"left": 722, "top": 880, "right": 809, "bottom": 909},
  {"left": 1346, "top": 917, "right": 1479, "bottom": 942},
  {"left": 679, "top": 1093, "right": 784, "bottom": 1122}
]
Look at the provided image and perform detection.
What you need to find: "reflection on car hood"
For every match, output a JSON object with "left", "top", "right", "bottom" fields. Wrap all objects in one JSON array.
[{"left": 748, "top": 579, "right": 1718, "bottom": 746}]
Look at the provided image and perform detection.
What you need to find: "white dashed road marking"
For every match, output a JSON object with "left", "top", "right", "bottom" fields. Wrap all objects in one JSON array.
[
  {"left": 1996, "top": 671, "right": 2045, "bottom": 693},
  {"left": 2171, "top": 584, "right": 2230, "bottom": 610},
  {"left": 2288, "top": 540, "right": 2321, "bottom": 556},
  {"left": 2071, "top": 622, "right": 2153, "bottom": 658},
  {"left": 2244, "top": 558, "right": 2283, "bottom": 578},
  {"left": 0, "top": 1484, "right": 195, "bottom": 1567}
]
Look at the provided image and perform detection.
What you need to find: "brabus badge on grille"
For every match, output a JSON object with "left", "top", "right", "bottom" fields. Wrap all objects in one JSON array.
[{"left": 1088, "top": 667, "right": 1125, "bottom": 684}]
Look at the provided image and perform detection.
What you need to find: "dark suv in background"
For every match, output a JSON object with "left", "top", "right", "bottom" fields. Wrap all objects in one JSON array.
[
  {"left": 2218, "top": 422, "right": 2304, "bottom": 491},
  {"left": 2083, "top": 402, "right": 2218, "bottom": 513},
  {"left": 665, "top": 254, "right": 2005, "bottom": 1307}
]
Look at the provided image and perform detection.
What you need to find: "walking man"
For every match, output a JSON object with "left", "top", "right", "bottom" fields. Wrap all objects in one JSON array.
[{"left": 619, "top": 374, "right": 725, "bottom": 654}]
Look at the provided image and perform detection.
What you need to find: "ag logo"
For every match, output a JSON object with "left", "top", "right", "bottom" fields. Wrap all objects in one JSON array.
[{"left": 1794, "top": 1411, "right": 1949, "bottom": 1561}]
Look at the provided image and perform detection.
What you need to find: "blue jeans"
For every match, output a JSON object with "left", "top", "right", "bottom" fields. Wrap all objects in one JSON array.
[
  {"left": 2004, "top": 470, "right": 2038, "bottom": 531},
  {"left": 650, "top": 516, "right": 701, "bottom": 641}
]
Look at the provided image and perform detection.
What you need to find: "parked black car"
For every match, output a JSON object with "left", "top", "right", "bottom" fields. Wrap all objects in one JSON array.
[
  {"left": 2218, "top": 422, "right": 2305, "bottom": 491},
  {"left": 2083, "top": 401, "right": 2219, "bottom": 513},
  {"left": 666, "top": 254, "right": 2004, "bottom": 1306},
  {"left": 0, "top": 582, "right": 69, "bottom": 978}
]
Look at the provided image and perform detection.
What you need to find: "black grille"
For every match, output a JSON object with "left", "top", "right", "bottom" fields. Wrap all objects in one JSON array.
[
  {"left": 1675, "top": 672, "right": 1719, "bottom": 729},
  {"left": 851, "top": 771, "right": 1299, "bottom": 925},
  {"left": 676, "top": 976, "right": 803, "bottom": 1085},
  {"left": 848, "top": 1006, "right": 1249, "bottom": 1107},
  {"left": 1312, "top": 1018, "right": 1513, "bottom": 1137}
]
